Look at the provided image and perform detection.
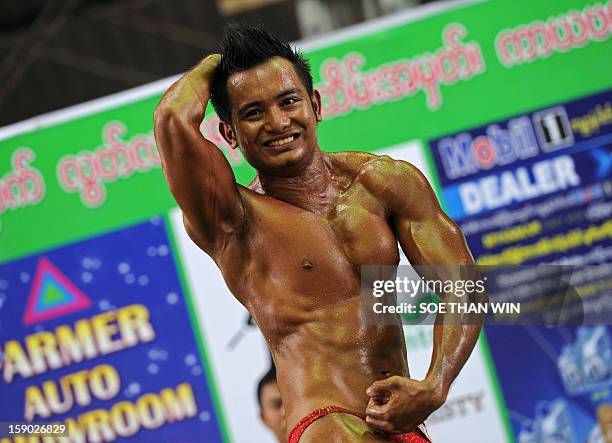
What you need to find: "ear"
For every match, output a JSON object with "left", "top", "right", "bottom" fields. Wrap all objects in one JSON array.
[
  {"left": 312, "top": 89, "right": 323, "bottom": 123},
  {"left": 219, "top": 120, "right": 238, "bottom": 149}
]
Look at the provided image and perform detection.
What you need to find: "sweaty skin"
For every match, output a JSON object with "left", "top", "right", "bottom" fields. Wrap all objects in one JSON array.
[{"left": 154, "top": 54, "right": 482, "bottom": 442}]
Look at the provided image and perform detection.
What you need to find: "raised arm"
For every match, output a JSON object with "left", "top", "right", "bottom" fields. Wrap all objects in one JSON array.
[
  {"left": 365, "top": 159, "right": 484, "bottom": 434},
  {"left": 154, "top": 54, "right": 245, "bottom": 256}
]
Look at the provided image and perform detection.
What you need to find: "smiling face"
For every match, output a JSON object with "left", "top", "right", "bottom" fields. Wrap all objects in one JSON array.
[{"left": 219, "top": 56, "right": 322, "bottom": 175}]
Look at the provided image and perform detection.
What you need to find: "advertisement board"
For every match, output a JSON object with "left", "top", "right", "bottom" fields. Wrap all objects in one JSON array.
[
  {"left": 428, "top": 79, "right": 612, "bottom": 443},
  {"left": 1, "top": 0, "right": 611, "bottom": 441},
  {"left": 0, "top": 221, "right": 225, "bottom": 442}
]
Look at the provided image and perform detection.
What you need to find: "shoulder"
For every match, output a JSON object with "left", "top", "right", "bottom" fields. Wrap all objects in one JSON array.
[
  {"left": 329, "top": 151, "right": 424, "bottom": 181},
  {"left": 327, "top": 150, "right": 377, "bottom": 175},
  {"left": 352, "top": 153, "right": 430, "bottom": 194},
  {"left": 330, "top": 151, "right": 434, "bottom": 212},
  {"left": 346, "top": 153, "right": 439, "bottom": 217}
]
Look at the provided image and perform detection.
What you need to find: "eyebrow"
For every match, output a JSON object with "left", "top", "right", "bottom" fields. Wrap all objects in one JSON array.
[{"left": 237, "top": 88, "right": 301, "bottom": 116}]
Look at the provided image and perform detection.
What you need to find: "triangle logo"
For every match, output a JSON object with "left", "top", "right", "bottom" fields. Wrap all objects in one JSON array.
[{"left": 23, "top": 257, "right": 92, "bottom": 326}]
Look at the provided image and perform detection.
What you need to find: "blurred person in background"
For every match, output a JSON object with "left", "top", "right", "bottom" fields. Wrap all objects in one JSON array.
[{"left": 258, "top": 367, "right": 286, "bottom": 443}]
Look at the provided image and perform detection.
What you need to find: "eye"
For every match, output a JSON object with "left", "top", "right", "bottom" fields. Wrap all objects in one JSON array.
[
  {"left": 283, "top": 97, "right": 300, "bottom": 106},
  {"left": 244, "top": 109, "right": 261, "bottom": 119}
]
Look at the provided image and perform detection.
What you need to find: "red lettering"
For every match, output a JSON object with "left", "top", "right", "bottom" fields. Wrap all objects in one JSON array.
[
  {"left": 472, "top": 137, "right": 496, "bottom": 169},
  {"left": 568, "top": 11, "right": 590, "bottom": 46},
  {"left": 496, "top": 3, "right": 612, "bottom": 67},
  {"left": 0, "top": 148, "right": 46, "bottom": 220},
  {"left": 585, "top": 4, "right": 610, "bottom": 40},
  {"left": 315, "top": 23, "right": 485, "bottom": 117},
  {"left": 57, "top": 122, "right": 160, "bottom": 207}
]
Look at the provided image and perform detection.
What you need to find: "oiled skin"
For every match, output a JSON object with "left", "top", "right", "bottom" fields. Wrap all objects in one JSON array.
[
  {"left": 154, "top": 55, "right": 480, "bottom": 442},
  {"left": 234, "top": 154, "right": 411, "bottom": 422}
]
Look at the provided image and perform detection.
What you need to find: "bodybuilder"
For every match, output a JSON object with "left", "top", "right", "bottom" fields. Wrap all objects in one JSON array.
[{"left": 154, "top": 23, "right": 482, "bottom": 442}]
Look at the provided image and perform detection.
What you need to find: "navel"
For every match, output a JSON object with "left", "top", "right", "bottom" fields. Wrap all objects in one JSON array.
[{"left": 300, "top": 259, "right": 314, "bottom": 270}]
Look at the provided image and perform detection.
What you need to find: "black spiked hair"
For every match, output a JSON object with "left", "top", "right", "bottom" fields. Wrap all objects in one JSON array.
[{"left": 210, "top": 22, "right": 313, "bottom": 124}]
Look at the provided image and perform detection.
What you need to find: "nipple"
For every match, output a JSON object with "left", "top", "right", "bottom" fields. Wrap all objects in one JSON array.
[{"left": 300, "top": 259, "right": 314, "bottom": 270}]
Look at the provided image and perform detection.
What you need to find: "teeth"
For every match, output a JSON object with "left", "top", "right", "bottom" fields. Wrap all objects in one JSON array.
[{"left": 269, "top": 135, "right": 296, "bottom": 147}]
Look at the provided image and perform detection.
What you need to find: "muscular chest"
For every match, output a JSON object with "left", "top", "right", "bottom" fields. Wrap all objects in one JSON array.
[{"left": 242, "top": 185, "right": 399, "bottom": 301}]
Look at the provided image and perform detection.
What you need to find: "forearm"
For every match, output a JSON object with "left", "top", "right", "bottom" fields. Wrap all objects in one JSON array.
[
  {"left": 425, "top": 298, "right": 484, "bottom": 399},
  {"left": 365, "top": 300, "right": 483, "bottom": 432},
  {"left": 426, "top": 323, "right": 480, "bottom": 395}
]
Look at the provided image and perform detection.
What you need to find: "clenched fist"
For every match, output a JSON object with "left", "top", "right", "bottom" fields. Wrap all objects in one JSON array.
[{"left": 365, "top": 375, "right": 445, "bottom": 434}]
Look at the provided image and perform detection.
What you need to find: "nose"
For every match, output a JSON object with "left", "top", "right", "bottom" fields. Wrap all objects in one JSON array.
[{"left": 264, "top": 106, "right": 290, "bottom": 133}]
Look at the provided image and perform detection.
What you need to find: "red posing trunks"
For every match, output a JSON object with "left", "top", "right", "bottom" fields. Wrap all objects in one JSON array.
[{"left": 288, "top": 406, "right": 431, "bottom": 443}]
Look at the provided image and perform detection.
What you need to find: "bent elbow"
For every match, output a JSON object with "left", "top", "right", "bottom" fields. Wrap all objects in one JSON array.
[
  {"left": 154, "top": 104, "right": 180, "bottom": 129},
  {"left": 153, "top": 105, "right": 197, "bottom": 143}
]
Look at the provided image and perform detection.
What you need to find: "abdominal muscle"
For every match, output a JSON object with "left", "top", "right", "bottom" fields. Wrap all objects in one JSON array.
[{"left": 253, "top": 292, "right": 409, "bottom": 432}]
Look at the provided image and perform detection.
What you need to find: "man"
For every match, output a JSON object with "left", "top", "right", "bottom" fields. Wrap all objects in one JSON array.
[
  {"left": 258, "top": 367, "right": 286, "bottom": 443},
  {"left": 154, "top": 23, "right": 482, "bottom": 442}
]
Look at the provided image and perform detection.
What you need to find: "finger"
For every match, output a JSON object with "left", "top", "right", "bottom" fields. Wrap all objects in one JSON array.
[
  {"left": 365, "top": 403, "right": 387, "bottom": 420},
  {"left": 367, "top": 378, "right": 395, "bottom": 397},
  {"left": 365, "top": 416, "right": 395, "bottom": 434},
  {"left": 367, "top": 392, "right": 388, "bottom": 406},
  {"left": 367, "top": 395, "right": 398, "bottom": 416},
  {"left": 372, "top": 375, "right": 404, "bottom": 392},
  {"left": 204, "top": 53, "right": 221, "bottom": 64},
  {"left": 201, "top": 54, "right": 222, "bottom": 76},
  {"left": 366, "top": 386, "right": 386, "bottom": 399}
]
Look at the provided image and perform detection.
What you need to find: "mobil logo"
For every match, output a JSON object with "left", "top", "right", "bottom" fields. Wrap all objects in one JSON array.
[{"left": 437, "top": 116, "right": 540, "bottom": 181}]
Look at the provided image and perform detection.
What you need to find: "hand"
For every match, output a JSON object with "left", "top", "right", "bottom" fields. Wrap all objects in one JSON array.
[
  {"left": 184, "top": 54, "right": 221, "bottom": 106},
  {"left": 365, "top": 376, "right": 445, "bottom": 434},
  {"left": 198, "top": 53, "right": 221, "bottom": 80}
]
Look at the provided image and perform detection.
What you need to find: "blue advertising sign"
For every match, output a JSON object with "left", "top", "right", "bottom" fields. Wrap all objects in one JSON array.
[
  {"left": 0, "top": 220, "right": 224, "bottom": 442},
  {"left": 430, "top": 90, "right": 612, "bottom": 443},
  {"left": 486, "top": 325, "right": 611, "bottom": 443},
  {"left": 430, "top": 90, "right": 612, "bottom": 264}
]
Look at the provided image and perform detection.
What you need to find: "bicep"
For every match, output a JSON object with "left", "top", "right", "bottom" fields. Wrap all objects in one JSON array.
[
  {"left": 395, "top": 211, "right": 473, "bottom": 266},
  {"left": 387, "top": 163, "right": 473, "bottom": 266},
  {"left": 154, "top": 107, "right": 245, "bottom": 253}
]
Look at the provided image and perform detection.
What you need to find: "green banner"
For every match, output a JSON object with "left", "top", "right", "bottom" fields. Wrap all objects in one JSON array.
[{"left": 1, "top": 0, "right": 611, "bottom": 262}]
